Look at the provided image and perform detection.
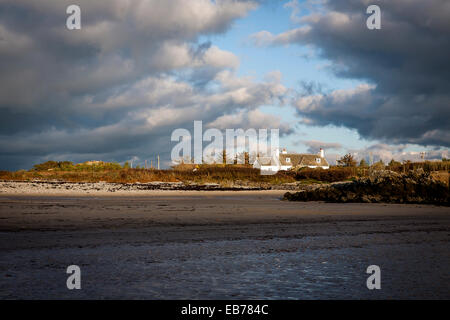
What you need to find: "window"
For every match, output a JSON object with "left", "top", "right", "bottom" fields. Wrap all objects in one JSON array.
[
  {"left": 315, "top": 158, "right": 321, "bottom": 163},
  {"left": 286, "top": 157, "right": 290, "bottom": 163}
]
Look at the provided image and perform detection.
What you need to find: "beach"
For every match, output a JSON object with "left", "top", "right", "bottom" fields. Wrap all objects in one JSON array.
[{"left": 0, "top": 190, "right": 449, "bottom": 299}]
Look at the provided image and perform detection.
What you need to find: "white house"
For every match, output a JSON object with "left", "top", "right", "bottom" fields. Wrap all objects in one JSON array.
[
  {"left": 252, "top": 155, "right": 280, "bottom": 173},
  {"left": 253, "top": 148, "right": 329, "bottom": 172}
]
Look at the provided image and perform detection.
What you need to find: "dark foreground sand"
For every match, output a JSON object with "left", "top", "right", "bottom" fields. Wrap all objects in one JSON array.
[{"left": 0, "top": 191, "right": 449, "bottom": 299}]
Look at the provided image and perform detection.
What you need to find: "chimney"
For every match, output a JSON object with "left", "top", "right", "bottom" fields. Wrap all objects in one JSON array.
[{"left": 319, "top": 148, "right": 324, "bottom": 158}]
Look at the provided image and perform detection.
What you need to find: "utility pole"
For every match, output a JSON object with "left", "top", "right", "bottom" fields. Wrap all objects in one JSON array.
[
  {"left": 157, "top": 155, "right": 160, "bottom": 170},
  {"left": 150, "top": 160, "right": 153, "bottom": 169},
  {"left": 145, "top": 160, "right": 147, "bottom": 169}
]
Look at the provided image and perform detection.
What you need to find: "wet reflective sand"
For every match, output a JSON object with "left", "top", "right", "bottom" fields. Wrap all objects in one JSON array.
[{"left": 0, "top": 191, "right": 449, "bottom": 299}]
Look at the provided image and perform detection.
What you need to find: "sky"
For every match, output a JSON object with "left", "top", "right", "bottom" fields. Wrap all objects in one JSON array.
[{"left": 0, "top": 0, "right": 449, "bottom": 170}]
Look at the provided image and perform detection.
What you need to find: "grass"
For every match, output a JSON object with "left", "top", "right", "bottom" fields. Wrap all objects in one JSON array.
[
  {"left": 1, "top": 160, "right": 448, "bottom": 186},
  {"left": 0, "top": 165, "right": 297, "bottom": 185}
]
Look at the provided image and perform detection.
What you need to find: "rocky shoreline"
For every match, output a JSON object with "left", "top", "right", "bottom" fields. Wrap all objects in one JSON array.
[
  {"left": 3, "top": 170, "right": 447, "bottom": 203},
  {"left": 284, "top": 170, "right": 450, "bottom": 205},
  {"left": 0, "top": 179, "right": 315, "bottom": 194}
]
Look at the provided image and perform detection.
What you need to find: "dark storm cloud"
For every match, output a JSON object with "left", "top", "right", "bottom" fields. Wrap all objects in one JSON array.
[
  {"left": 0, "top": 0, "right": 290, "bottom": 170},
  {"left": 252, "top": 0, "right": 450, "bottom": 147}
]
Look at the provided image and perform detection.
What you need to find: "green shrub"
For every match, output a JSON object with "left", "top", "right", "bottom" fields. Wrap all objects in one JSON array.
[{"left": 32, "top": 161, "right": 60, "bottom": 171}]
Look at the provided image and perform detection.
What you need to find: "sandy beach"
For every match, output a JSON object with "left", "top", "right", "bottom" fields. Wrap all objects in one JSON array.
[{"left": 1, "top": 190, "right": 449, "bottom": 299}]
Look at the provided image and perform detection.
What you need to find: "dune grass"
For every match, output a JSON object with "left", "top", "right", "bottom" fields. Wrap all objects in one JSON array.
[
  {"left": 0, "top": 165, "right": 297, "bottom": 185},
  {"left": 1, "top": 160, "right": 448, "bottom": 186}
]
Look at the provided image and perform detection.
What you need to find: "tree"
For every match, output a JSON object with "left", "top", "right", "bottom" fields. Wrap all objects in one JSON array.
[
  {"left": 388, "top": 159, "right": 401, "bottom": 167},
  {"left": 359, "top": 159, "right": 369, "bottom": 167},
  {"left": 337, "top": 154, "right": 357, "bottom": 167},
  {"left": 123, "top": 161, "right": 130, "bottom": 169},
  {"left": 236, "top": 151, "right": 250, "bottom": 165},
  {"left": 223, "top": 149, "right": 227, "bottom": 164},
  {"left": 216, "top": 149, "right": 231, "bottom": 164},
  {"left": 371, "top": 160, "right": 385, "bottom": 170},
  {"left": 32, "top": 161, "right": 60, "bottom": 171}
]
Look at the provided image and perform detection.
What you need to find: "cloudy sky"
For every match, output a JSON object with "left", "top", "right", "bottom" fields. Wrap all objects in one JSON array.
[{"left": 0, "top": 0, "right": 448, "bottom": 170}]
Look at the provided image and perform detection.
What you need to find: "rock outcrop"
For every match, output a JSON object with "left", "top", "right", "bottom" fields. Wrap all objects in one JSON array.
[{"left": 284, "top": 170, "right": 450, "bottom": 205}]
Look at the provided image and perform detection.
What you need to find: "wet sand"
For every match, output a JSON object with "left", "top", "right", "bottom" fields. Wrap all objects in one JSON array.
[{"left": 0, "top": 191, "right": 449, "bottom": 299}]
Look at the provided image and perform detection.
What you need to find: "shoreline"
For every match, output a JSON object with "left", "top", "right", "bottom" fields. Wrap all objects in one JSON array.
[{"left": 0, "top": 179, "right": 324, "bottom": 196}]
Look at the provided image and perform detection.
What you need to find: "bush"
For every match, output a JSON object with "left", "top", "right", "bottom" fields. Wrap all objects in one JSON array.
[
  {"left": 32, "top": 161, "right": 62, "bottom": 171},
  {"left": 295, "top": 167, "right": 355, "bottom": 182},
  {"left": 30, "top": 160, "right": 124, "bottom": 172}
]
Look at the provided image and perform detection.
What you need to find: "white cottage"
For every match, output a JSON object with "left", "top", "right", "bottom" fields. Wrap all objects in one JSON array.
[{"left": 253, "top": 148, "right": 329, "bottom": 172}]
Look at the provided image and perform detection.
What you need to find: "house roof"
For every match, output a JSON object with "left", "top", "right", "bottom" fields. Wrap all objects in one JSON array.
[
  {"left": 279, "top": 153, "right": 329, "bottom": 167},
  {"left": 255, "top": 152, "right": 330, "bottom": 168},
  {"left": 255, "top": 156, "right": 276, "bottom": 166},
  {"left": 298, "top": 154, "right": 329, "bottom": 167},
  {"left": 278, "top": 154, "right": 304, "bottom": 166}
]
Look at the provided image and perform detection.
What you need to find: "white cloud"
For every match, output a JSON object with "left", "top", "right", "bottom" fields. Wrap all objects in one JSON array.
[
  {"left": 250, "top": 0, "right": 450, "bottom": 148},
  {"left": 0, "top": 0, "right": 274, "bottom": 170}
]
